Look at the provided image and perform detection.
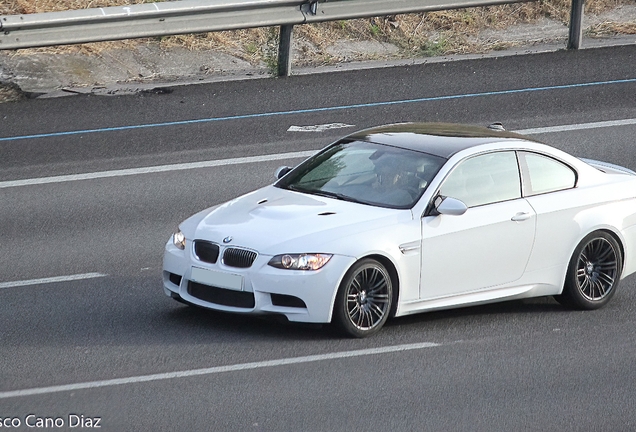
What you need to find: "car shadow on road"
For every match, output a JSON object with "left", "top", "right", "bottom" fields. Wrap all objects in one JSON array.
[
  {"left": 163, "top": 301, "right": 331, "bottom": 341},
  {"left": 163, "top": 294, "right": 575, "bottom": 341},
  {"left": 382, "top": 296, "right": 574, "bottom": 332}
]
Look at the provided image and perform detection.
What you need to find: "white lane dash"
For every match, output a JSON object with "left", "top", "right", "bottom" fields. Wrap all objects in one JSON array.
[
  {"left": 288, "top": 123, "right": 355, "bottom": 132},
  {"left": 2, "top": 118, "right": 635, "bottom": 190},
  {"left": 0, "top": 273, "right": 107, "bottom": 289},
  {"left": 514, "top": 118, "right": 636, "bottom": 135},
  {"left": 0, "top": 341, "right": 440, "bottom": 399},
  {"left": 0, "top": 150, "right": 316, "bottom": 190}
]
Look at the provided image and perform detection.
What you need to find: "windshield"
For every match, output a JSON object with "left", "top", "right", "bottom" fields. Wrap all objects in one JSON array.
[{"left": 276, "top": 140, "right": 446, "bottom": 209}]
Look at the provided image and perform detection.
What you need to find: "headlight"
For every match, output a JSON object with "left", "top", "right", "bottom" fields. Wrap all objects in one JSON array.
[
  {"left": 173, "top": 229, "right": 186, "bottom": 250},
  {"left": 268, "top": 253, "right": 332, "bottom": 270}
]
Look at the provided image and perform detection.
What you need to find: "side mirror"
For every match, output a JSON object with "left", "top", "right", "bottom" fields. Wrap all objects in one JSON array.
[
  {"left": 435, "top": 196, "right": 468, "bottom": 216},
  {"left": 275, "top": 166, "right": 292, "bottom": 180}
]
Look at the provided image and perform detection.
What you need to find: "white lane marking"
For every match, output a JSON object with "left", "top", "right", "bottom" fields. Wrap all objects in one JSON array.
[
  {"left": 2, "top": 118, "right": 635, "bottom": 190},
  {"left": 0, "top": 150, "right": 315, "bottom": 190},
  {"left": 0, "top": 273, "right": 107, "bottom": 289},
  {"left": 0, "top": 342, "right": 440, "bottom": 399},
  {"left": 288, "top": 123, "right": 355, "bottom": 132},
  {"left": 514, "top": 118, "right": 636, "bottom": 135}
]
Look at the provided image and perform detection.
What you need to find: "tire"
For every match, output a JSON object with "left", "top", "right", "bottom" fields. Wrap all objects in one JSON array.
[
  {"left": 332, "top": 258, "right": 393, "bottom": 338},
  {"left": 556, "top": 231, "right": 622, "bottom": 310}
]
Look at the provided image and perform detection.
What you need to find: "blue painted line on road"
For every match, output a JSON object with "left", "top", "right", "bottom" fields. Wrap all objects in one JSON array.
[{"left": 1, "top": 78, "right": 635, "bottom": 142}]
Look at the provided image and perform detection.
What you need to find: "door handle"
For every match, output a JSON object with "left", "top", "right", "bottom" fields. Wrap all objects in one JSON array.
[{"left": 511, "top": 212, "right": 532, "bottom": 222}]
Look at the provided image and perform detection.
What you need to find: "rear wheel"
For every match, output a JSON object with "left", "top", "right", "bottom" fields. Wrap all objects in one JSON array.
[
  {"left": 556, "top": 231, "right": 622, "bottom": 309},
  {"left": 333, "top": 259, "right": 393, "bottom": 338}
]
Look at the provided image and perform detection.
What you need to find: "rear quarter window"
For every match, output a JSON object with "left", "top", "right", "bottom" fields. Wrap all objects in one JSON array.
[{"left": 521, "top": 152, "right": 576, "bottom": 196}]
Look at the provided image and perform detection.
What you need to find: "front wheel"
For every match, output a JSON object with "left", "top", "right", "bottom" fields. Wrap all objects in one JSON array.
[
  {"left": 332, "top": 259, "right": 393, "bottom": 338},
  {"left": 556, "top": 231, "right": 622, "bottom": 310}
]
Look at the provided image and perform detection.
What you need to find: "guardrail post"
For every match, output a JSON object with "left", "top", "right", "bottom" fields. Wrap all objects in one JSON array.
[
  {"left": 277, "top": 24, "right": 294, "bottom": 77},
  {"left": 567, "top": 0, "right": 585, "bottom": 49}
]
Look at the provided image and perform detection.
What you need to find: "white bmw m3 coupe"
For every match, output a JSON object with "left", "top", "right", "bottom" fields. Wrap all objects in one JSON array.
[{"left": 163, "top": 123, "right": 636, "bottom": 337}]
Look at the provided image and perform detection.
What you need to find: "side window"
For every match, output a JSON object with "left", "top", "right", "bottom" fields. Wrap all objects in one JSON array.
[
  {"left": 439, "top": 151, "right": 521, "bottom": 207},
  {"left": 521, "top": 152, "right": 576, "bottom": 196}
]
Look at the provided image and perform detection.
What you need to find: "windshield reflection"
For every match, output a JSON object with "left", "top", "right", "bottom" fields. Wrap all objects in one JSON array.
[{"left": 276, "top": 140, "right": 446, "bottom": 209}]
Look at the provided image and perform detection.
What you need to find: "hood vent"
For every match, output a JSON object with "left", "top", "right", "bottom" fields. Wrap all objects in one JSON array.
[
  {"left": 318, "top": 212, "right": 336, "bottom": 216},
  {"left": 257, "top": 199, "right": 268, "bottom": 204}
]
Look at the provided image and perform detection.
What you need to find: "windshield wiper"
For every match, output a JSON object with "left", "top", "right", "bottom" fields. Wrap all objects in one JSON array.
[
  {"left": 286, "top": 184, "right": 366, "bottom": 204},
  {"left": 306, "top": 189, "right": 366, "bottom": 204},
  {"left": 284, "top": 184, "right": 310, "bottom": 193}
]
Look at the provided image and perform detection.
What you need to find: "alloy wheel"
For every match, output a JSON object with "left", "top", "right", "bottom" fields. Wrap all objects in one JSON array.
[
  {"left": 345, "top": 264, "right": 391, "bottom": 331},
  {"left": 576, "top": 237, "right": 619, "bottom": 301}
]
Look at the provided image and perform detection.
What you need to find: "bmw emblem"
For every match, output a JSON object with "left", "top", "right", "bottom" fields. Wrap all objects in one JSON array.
[{"left": 223, "top": 236, "right": 233, "bottom": 244}]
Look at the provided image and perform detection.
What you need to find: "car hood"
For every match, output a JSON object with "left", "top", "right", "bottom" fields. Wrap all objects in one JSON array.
[{"left": 187, "top": 185, "right": 410, "bottom": 255}]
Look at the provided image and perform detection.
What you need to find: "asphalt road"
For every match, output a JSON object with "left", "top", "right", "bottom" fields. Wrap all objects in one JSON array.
[{"left": 1, "top": 45, "right": 635, "bottom": 431}]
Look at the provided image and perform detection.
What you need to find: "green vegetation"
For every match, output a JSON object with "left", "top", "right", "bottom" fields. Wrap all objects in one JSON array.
[{"left": 419, "top": 38, "right": 449, "bottom": 57}]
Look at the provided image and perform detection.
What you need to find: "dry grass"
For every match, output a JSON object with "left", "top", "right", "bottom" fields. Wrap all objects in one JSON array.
[
  {"left": 1, "top": 0, "right": 634, "bottom": 63},
  {"left": 0, "top": 0, "right": 159, "bottom": 14},
  {"left": 588, "top": 21, "right": 636, "bottom": 36}
]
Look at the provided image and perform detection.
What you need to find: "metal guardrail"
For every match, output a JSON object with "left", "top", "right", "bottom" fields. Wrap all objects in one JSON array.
[
  {"left": 306, "top": 0, "right": 534, "bottom": 22},
  {"left": 0, "top": 0, "right": 587, "bottom": 76},
  {"left": 0, "top": 0, "right": 306, "bottom": 49}
]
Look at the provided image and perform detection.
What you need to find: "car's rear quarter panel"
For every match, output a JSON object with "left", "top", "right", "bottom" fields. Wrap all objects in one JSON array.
[{"left": 524, "top": 173, "right": 636, "bottom": 293}]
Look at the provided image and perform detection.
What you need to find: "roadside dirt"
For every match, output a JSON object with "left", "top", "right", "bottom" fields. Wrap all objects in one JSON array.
[{"left": 0, "top": 2, "right": 634, "bottom": 102}]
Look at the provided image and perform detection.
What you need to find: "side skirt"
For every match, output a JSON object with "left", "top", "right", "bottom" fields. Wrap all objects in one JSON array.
[{"left": 395, "top": 283, "right": 560, "bottom": 317}]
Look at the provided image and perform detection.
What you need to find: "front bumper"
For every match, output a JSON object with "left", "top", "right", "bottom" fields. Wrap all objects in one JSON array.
[{"left": 162, "top": 239, "right": 355, "bottom": 323}]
